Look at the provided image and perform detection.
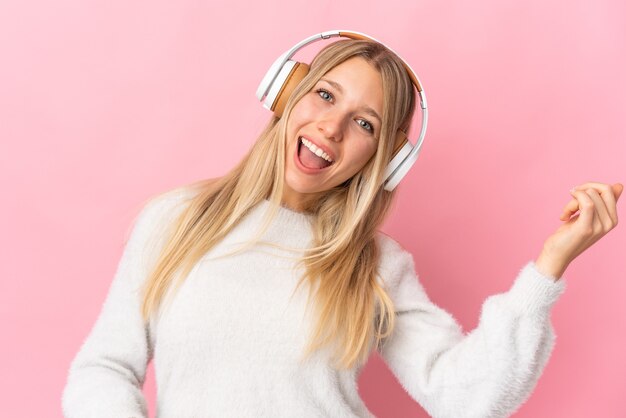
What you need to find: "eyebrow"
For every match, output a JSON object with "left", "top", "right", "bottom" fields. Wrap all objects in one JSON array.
[{"left": 319, "top": 78, "right": 382, "bottom": 124}]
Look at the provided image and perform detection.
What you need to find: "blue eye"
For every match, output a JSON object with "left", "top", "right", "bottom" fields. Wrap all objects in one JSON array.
[
  {"left": 358, "top": 119, "right": 374, "bottom": 133},
  {"left": 316, "top": 88, "right": 333, "bottom": 101}
]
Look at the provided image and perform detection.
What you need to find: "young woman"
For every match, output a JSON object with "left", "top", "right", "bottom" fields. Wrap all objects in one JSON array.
[{"left": 62, "top": 33, "right": 622, "bottom": 418}]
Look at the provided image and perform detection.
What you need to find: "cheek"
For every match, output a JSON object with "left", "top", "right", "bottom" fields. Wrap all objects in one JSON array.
[
  {"left": 286, "top": 102, "right": 307, "bottom": 133},
  {"left": 292, "top": 95, "right": 323, "bottom": 120},
  {"left": 348, "top": 142, "right": 377, "bottom": 170},
  {"left": 361, "top": 141, "right": 378, "bottom": 162}
]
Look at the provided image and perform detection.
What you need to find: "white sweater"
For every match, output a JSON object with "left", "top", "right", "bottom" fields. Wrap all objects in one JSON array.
[{"left": 62, "top": 188, "right": 567, "bottom": 418}]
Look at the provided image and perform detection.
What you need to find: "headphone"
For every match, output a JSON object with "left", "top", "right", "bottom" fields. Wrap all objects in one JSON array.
[{"left": 255, "top": 30, "right": 429, "bottom": 192}]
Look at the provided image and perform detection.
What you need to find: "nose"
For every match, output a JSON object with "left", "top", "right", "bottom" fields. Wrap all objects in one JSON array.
[{"left": 317, "top": 111, "right": 345, "bottom": 142}]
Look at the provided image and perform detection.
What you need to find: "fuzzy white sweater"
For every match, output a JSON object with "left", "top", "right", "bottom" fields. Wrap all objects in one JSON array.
[{"left": 62, "top": 189, "right": 567, "bottom": 418}]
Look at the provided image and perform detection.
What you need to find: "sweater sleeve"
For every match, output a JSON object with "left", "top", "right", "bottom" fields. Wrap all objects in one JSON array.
[
  {"left": 375, "top": 234, "right": 567, "bottom": 418},
  {"left": 61, "top": 190, "right": 191, "bottom": 418}
]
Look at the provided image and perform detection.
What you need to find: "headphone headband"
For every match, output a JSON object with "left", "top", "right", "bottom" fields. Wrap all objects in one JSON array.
[{"left": 256, "top": 30, "right": 429, "bottom": 191}]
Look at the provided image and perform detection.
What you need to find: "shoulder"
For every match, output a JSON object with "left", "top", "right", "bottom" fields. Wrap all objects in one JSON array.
[
  {"left": 126, "top": 182, "right": 208, "bottom": 246},
  {"left": 375, "top": 231, "right": 410, "bottom": 257},
  {"left": 118, "top": 184, "right": 203, "bottom": 272},
  {"left": 375, "top": 232, "right": 417, "bottom": 286},
  {"left": 133, "top": 177, "right": 223, "bottom": 228},
  {"left": 375, "top": 231, "right": 431, "bottom": 309},
  {"left": 135, "top": 186, "right": 196, "bottom": 226},
  {"left": 130, "top": 177, "right": 228, "bottom": 243},
  {"left": 376, "top": 231, "right": 414, "bottom": 265}
]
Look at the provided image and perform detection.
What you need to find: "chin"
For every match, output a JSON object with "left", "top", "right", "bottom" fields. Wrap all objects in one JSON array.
[{"left": 285, "top": 177, "right": 316, "bottom": 194}]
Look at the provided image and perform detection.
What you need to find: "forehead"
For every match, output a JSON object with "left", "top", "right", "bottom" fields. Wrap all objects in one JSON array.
[{"left": 321, "top": 57, "right": 383, "bottom": 108}]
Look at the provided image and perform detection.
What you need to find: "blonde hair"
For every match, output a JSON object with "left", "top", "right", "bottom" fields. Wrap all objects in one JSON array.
[{"left": 138, "top": 39, "right": 416, "bottom": 370}]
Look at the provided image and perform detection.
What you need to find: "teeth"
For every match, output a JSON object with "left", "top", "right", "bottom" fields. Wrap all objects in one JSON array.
[{"left": 300, "top": 137, "right": 334, "bottom": 163}]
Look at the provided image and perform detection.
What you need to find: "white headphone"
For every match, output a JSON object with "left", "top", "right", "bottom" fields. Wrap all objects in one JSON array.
[{"left": 256, "top": 30, "right": 428, "bottom": 191}]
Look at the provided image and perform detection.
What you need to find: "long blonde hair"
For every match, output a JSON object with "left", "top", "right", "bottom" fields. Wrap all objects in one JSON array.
[{"left": 138, "top": 39, "right": 416, "bottom": 370}]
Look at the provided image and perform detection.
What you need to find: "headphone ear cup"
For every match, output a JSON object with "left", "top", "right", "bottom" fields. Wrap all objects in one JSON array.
[
  {"left": 383, "top": 130, "right": 411, "bottom": 191},
  {"left": 272, "top": 62, "right": 310, "bottom": 118},
  {"left": 391, "top": 130, "right": 408, "bottom": 158}
]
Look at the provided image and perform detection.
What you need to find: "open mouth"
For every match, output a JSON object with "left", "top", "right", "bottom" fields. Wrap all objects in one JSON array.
[{"left": 297, "top": 137, "right": 334, "bottom": 170}]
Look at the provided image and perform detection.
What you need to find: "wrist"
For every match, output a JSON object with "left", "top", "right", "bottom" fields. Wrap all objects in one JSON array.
[{"left": 535, "top": 250, "right": 568, "bottom": 281}]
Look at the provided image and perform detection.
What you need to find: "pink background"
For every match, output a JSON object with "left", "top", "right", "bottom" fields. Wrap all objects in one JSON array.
[{"left": 1, "top": 0, "right": 625, "bottom": 417}]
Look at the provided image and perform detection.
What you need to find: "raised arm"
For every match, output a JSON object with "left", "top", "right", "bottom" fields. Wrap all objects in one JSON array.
[
  {"left": 375, "top": 234, "right": 566, "bottom": 418},
  {"left": 62, "top": 190, "right": 190, "bottom": 418}
]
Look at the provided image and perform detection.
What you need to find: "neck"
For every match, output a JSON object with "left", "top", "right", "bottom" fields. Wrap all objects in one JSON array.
[{"left": 279, "top": 185, "right": 324, "bottom": 214}]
